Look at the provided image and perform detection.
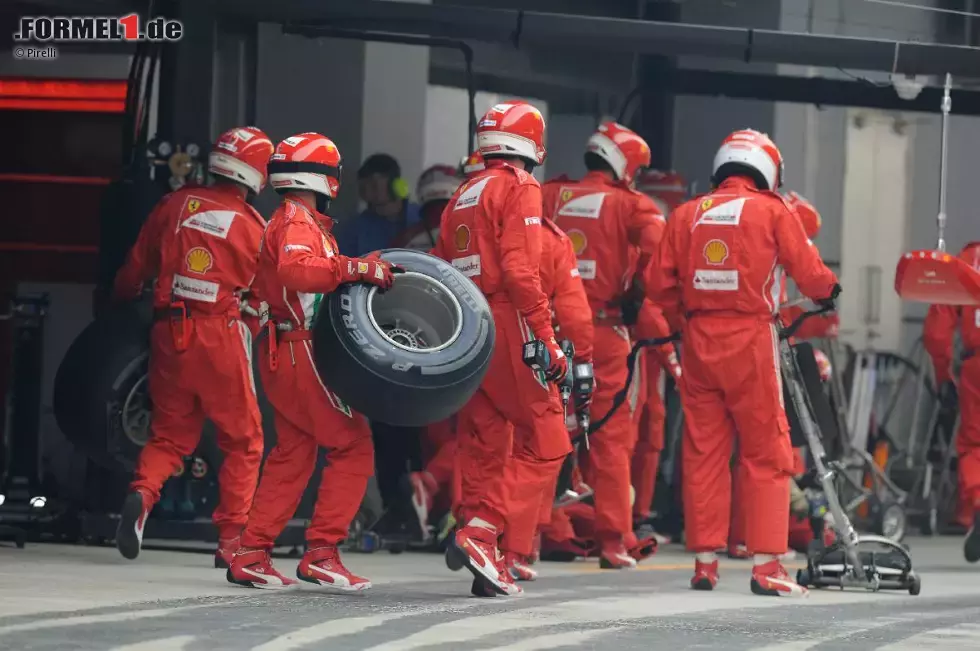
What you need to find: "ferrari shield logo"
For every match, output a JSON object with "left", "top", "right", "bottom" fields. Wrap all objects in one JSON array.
[
  {"left": 187, "top": 199, "right": 201, "bottom": 213},
  {"left": 701, "top": 198, "right": 713, "bottom": 211},
  {"left": 561, "top": 189, "right": 574, "bottom": 203}
]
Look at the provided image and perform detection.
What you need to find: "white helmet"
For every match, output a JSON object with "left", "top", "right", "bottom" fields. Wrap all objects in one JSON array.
[
  {"left": 711, "top": 129, "right": 783, "bottom": 191},
  {"left": 417, "top": 164, "right": 462, "bottom": 206}
]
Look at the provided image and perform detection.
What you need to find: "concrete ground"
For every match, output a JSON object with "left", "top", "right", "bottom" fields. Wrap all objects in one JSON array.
[{"left": 0, "top": 536, "right": 979, "bottom": 650}]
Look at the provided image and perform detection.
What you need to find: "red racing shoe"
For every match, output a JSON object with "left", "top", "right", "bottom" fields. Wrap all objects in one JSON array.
[
  {"left": 625, "top": 531, "right": 658, "bottom": 562},
  {"left": 504, "top": 552, "right": 538, "bottom": 581},
  {"left": 690, "top": 559, "right": 719, "bottom": 591},
  {"left": 599, "top": 541, "right": 638, "bottom": 569},
  {"left": 450, "top": 526, "right": 521, "bottom": 595},
  {"left": 227, "top": 548, "right": 298, "bottom": 590},
  {"left": 215, "top": 536, "right": 241, "bottom": 569},
  {"left": 297, "top": 546, "right": 372, "bottom": 592},
  {"left": 408, "top": 472, "right": 436, "bottom": 540},
  {"left": 750, "top": 560, "right": 808, "bottom": 597}
]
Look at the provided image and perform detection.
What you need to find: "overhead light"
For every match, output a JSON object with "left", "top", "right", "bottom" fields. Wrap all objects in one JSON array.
[
  {"left": 29, "top": 496, "right": 46, "bottom": 509},
  {"left": 891, "top": 74, "right": 927, "bottom": 101},
  {"left": 0, "top": 495, "right": 5, "bottom": 507}
]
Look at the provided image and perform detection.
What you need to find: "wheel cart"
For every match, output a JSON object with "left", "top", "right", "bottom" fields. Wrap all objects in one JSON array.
[
  {"left": 821, "top": 338, "right": 914, "bottom": 541},
  {"left": 785, "top": 307, "right": 920, "bottom": 595}
]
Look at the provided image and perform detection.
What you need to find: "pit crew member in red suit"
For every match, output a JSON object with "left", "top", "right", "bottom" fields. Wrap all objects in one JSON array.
[
  {"left": 226, "top": 133, "right": 399, "bottom": 591},
  {"left": 543, "top": 121, "right": 664, "bottom": 568},
  {"left": 113, "top": 126, "right": 274, "bottom": 567},
  {"left": 648, "top": 128, "right": 839, "bottom": 597},
  {"left": 432, "top": 101, "right": 570, "bottom": 597},
  {"left": 500, "top": 215, "right": 595, "bottom": 582},
  {"left": 922, "top": 241, "right": 980, "bottom": 562}
]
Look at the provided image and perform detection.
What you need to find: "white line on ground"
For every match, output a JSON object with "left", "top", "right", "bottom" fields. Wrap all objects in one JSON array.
[
  {"left": 108, "top": 635, "right": 196, "bottom": 651},
  {"left": 249, "top": 588, "right": 572, "bottom": 651},
  {"left": 0, "top": 605, "right": 209, "bottom": 636},
  {"left": 877, "top": 623, "right": 980, "bottom": 649},
  {"left": 357, "top": 586, "right": 977, "bottom": 651}
]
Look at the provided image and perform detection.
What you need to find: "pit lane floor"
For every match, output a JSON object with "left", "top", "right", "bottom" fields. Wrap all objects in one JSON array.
[{"left": 1, "top": 536, "right": 978, "bottom": 650}]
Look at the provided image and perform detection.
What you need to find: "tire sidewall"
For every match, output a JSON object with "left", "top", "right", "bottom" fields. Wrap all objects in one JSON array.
[{"left": 313, "top": 249, "right": 494, "bottom": 424}]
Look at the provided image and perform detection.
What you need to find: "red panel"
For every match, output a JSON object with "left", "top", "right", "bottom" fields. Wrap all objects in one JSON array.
[
  {"left": 0, "top": 98, "right": 125, "bottom": 112},
  {"left": 895, "top": 250, "right": 980, "bottom": 306},
  {"left": 0, "top": 78, "right": 127, "bottom": 113},
  {"left": 0, "top": 173, "right": 111, "bottom": 185}
]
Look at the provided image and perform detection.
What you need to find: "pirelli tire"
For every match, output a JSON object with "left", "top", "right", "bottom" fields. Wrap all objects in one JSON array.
[
  {"left": 53, "top": 302, "right": 153, "bottom": 472},
  {"left": 312, "top": 248, "right": 494, "bottom": 427}
]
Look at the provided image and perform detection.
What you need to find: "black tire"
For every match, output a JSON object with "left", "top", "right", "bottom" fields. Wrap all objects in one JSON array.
[
  {"left": 908, "top": 573, "right": 921, "bottom": 596},
  {"left": 870, "top": 499, "right": 908, "bottom": 542},
  {"left": 53, "top": 303, "right": 152, "bottom": 471},
  {"left": 313, "top": 249, "right": 494, "bottom": 427},
  {"left": 796, "top": 569, "right": 810, "bottom": 587}
]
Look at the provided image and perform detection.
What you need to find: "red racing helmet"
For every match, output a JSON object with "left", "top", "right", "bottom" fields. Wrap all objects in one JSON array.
[
  {"left": 208, "top": 126, "right": 274, "bottom": 194},
  {"left": 586, "top": 121, "right": 651, "bottom": 186},
  {"left": 459, "top": 150, "right": 486, "bottom": 179},
  {"left": 476, "top": 101, "right": 547, "bottom": 165},
  {"left": 783, "top": 191, "right": 822, "bottom": 239},
  {"left": 417, "top": 164, "right": 462, "bottom": 207},
  {"left": 712, "top": 129, "right": 784, "bottom": 191},
  {"left": 267, "top": 132, "right": 343, "bottom": 199},
  {"left": 635, "top": 168, "right": 688, "bottom": 214}
]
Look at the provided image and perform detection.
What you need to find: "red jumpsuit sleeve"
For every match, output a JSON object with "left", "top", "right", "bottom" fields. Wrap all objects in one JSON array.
[
  {"left": 773, "top": 202, "right": 838, "bottom": 301},
  {"left": 498, "top": 182, "right": 556, "bottom": 341},
  {"left": 646, "top": 217, "right": 684, "bottom": 332},
  {"left": 923, "top": 305, "right": 958, "bottom": 385},
  {"left": 112, "top": 195, "right": 172, "bottom": 300},
  {"left": 628, "top": 193, "right": 666, "bottom": 272},
  {"left": 276, "top": 220, "right": 348, "bottom": 294},
  {"left": 552, "top": 237, "right": 594, "bottom": 361}
]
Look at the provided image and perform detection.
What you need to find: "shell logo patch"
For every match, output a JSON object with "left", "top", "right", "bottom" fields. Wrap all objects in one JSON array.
[
  {"left": 357, "top": 261, "right": 369, "bottom": 274},
  {"left": 455, "top": 224, "right": 471, "bottom": 251},
  {"left": 187, "top": 199, "right": 201, "bottom": 213},
  {"left": 701, "top": 198, "right": 713, "bottom": 211},
  {"left": 703, "top": 239, "right": 729, "bottom": 265},
  {"left": 567, "top": 229, "right": 588, "bottom": 256},
  {"left": 185, "top": 247, "right": 213, "bottom": 274},
  {"left": 561, "top": 189, "right": 574, "bottom": 203}
]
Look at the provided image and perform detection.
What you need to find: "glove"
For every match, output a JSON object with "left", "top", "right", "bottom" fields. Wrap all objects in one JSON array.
[
  {"left": 542, "top": 336, "right": 569, "bottom": 383},
  {"left": 339, "top": 256, "right": 404, "bottom": 291},
  {"left": 816, "top": 283, "right": 842, "bottom": 309}
]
